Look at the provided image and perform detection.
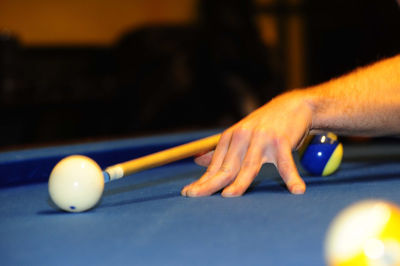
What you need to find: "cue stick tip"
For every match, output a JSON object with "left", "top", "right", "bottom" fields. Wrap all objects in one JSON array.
[
  {"left": 104, "top": 165, "right": 124, "bottom": 181},
  {"left": 103, "top": 171, "right": 110, "bottom": 183}
]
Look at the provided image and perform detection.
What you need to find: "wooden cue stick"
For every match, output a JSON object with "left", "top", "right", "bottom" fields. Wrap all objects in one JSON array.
[{"left": 105, "top": 134, "right": 221, "bottom": 181}]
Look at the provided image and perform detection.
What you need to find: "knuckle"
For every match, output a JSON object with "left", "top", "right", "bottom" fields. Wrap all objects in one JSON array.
[
  {"left": 269, "top": 134, "right": 288, "bottom": 151},
  {"left": 220, "top": 165, "right": 234, "bottom": 175},
  {"left": 206, "top": 162, "right": 218, "bottom": 172},
  {"left": 217, "top": 166, "right": 238, "bottom": 183},
  {"left": 277, "top": 158, "right": 294, "bottom": 177},
  {"left": 278, "top": 158, "right": 290, "bottom": 170},
  {"left": 220, "top": 130, "right": 232, "bottom": 141},
  {"left": 204, "top": 168, "right": 217, "bottom": 177},
  {"left": 253, "top": 125, "right": 269, "bottom": 136},
  {"left": 241, "top": 160, "right": 262, "bottom": 177},
  {"left": 232, "top": 125, "right": 252, "bottom": 138},
  {"left": 253, "top": 126, "right": 276, "bottom": 142},
  {"left": 241, "top": 160, "right": 256, "bottom": 171}
]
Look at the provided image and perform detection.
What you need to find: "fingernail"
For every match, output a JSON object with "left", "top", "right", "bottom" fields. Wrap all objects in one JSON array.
[
  {"left": 291, "top": 185, "right": 305, "bottom": 195},
  {"left": 181, "top": 189, "right": 187, "bottom": 196},
  {"left": 221, "top": 188, "right": 240, "bottom": 197},
  {"left": 221, "top": 191, "right": 234, "bottom": 197},
  {"left": 181, "top": 185, "right": 190, "bottom": 196},
  {"left": 186, "top": 187, "right": 199, "bottom": 197},
  {"left": 222, "top": 192, "right": 238, "bottom": 197}
]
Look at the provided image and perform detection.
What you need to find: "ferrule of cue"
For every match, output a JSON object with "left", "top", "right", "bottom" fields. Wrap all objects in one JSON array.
[{"left": 103, "top": 134, "right": 221, "bottom": 183}]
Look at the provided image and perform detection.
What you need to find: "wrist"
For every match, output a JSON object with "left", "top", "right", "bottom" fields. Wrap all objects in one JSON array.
[
  {"left": 300, "top": 84, "right": 331, "bottom": 132},
  {"left": 286, "top": 87, "right": 319, "bottom": 130}
]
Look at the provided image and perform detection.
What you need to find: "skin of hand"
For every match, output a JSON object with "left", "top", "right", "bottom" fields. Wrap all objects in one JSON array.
[
  {"left": 181, "top": 54, "right": 400, "bottom": 198},
  {"left": 181, "top": 90, "right": 313, "bottom": 197}
]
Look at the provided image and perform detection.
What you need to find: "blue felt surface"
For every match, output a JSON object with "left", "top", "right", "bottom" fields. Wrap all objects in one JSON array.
[{"left": 1, "top": 134, "right": 400, "bottom": 266}]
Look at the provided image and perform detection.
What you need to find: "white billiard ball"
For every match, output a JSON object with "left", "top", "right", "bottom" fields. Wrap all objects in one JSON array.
[{"left": 48, "top": 155, "right": 104, "bottom": 212}]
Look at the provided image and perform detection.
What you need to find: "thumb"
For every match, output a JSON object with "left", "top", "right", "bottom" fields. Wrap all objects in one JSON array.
[{"left": 194, "top": 151, "right": 214, "bottom": 167}]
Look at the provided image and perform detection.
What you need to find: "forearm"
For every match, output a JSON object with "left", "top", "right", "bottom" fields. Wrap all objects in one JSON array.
[{"left": 306, "top": 54, "right": 400, "bottom": 136}]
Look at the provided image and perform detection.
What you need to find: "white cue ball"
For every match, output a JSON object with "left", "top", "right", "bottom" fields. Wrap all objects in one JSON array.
[{"left": 48, "top": 155, "right": 104, "bottom": 212}]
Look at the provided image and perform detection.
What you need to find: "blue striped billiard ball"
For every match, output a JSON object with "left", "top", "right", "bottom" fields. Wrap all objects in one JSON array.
[{"left": 298, "top": 132, "right": 343, "bottom": 176}]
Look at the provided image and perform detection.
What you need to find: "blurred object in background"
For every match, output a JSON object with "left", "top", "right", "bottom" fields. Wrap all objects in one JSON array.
[
  {"left": 0, "top": 29, "right": 30, "bottom": 146},
  {"left": 0, "top": 0, "right": 282, "bottom": 148},
  {"left": 306, "top": 0, "right": 400, "bottom": 85},
  {"left": 0, "top": 29, "right": 21, "bottom": 105},
  {"left": 0, "top": 0, "right": 399, "bottom": 149},
  {"left": 116, "top": 0, "right": 283, "bottom": 132}
]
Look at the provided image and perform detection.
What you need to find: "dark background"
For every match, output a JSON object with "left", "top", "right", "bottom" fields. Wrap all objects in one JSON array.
[{"left": 0, "top": 0, "right": 399, "bottom": 149}]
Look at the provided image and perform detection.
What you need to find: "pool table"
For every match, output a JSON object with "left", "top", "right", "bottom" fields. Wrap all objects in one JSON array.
[{"left": 1, "top": 130, "right": 400, "bottom": 266}]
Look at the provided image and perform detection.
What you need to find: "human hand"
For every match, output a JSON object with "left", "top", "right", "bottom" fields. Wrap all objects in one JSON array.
[{"left": 181, "top": 90, "right": 314, "bottom": 197}]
